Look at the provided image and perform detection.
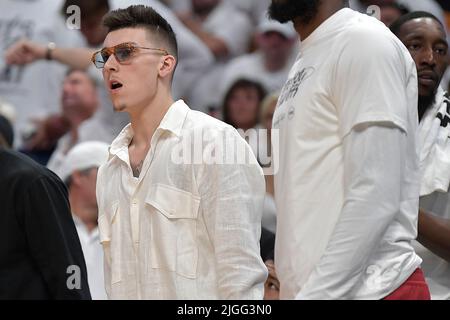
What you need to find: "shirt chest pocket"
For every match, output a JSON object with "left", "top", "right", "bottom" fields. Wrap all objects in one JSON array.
[{"left": 144, "top": 184, "right": 200, "bottom": 279}]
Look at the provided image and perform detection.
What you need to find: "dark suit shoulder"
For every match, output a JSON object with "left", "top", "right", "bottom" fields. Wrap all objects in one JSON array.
[{"left": 0, "top": 149, "right": 60, "bottom": 186}]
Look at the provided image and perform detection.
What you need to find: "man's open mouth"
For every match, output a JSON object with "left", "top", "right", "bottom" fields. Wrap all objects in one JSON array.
[{"left": 110, "top": 80, "right": 123, "bottom": 91}]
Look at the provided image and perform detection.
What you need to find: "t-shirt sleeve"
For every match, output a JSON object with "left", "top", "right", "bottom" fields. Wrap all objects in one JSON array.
[{"left": 331, "top": 27, "right": 415, "bottom": 138}]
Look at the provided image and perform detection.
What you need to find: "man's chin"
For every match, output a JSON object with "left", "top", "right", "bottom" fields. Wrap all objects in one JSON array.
[{"left": 113, "top": 103, "right": 127, "bottom": 112}]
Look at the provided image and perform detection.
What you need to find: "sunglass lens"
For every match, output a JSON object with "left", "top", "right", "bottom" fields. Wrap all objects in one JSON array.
[{"left": 115, "top": 47, "right": 133, "bottom": 62}]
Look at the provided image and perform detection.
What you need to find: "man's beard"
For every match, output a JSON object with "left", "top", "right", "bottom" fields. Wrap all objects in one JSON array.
[
  {"left": 268, "top": 0, "right": 321, "bottom": 24},
  {"left": 418, "top": 94, "right": 437, "bottom": 122}
]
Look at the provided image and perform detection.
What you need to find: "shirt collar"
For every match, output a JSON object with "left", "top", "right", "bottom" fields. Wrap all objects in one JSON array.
[
  {"left": 158, "top": 100, "right": 190, "bottom": 138},
  {"left": 109, "top": 100, "right": 190, "bottom": 157}
]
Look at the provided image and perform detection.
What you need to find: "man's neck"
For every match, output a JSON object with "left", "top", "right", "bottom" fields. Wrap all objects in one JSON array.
[
  {"left": 293, "top": 1, "right": 347, "bottom": 41},
  {"left": 129, "top": 94, "right": 174, "bottom": 148}
]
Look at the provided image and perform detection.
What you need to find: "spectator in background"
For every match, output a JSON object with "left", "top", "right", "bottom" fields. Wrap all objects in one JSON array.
[
  {"left": 220, "top": 18, "right": 297, "bottom": 105},
  {"left": 62, "top": 0, "right": 110, "bottom": 48},
  {"left": 351, "top": 0, "right": 449, "bottom": 41},
  {"left": 60, "top": 141, "right": 110, "bottom": 300},
  {"left": 229, "top": 0, "right": 271, "bottom": 25},
  {"left": 46, "top": 69, "right": 99, "bottom": 175},
  {"left": 378, "top": 2, "right": 410, "bottom": 26},
  {"left": 178, "top": 0, "right": 253, "bottom": 112},
  {"left": 391, "top": 11, "right": 450, "bottom": 300},
  {"left": 5, "top": 0, "right": 214, "bottom": 144},
  {"left": 0, "top": 0, "right": 85, "bottom": 148},
  {"left": 178, "top": 0, "right": 252, "bottom": 59},
  {"left": 222, "top": 79, "right": 266, "bottom": 132},
  {"left": 0, "top": 147, "right": 91, "bottom": 299}
]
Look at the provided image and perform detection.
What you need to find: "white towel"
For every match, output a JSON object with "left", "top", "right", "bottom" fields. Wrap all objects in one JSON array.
[{"left": 419, "top": 87, "right": 450, "bottom": 196}]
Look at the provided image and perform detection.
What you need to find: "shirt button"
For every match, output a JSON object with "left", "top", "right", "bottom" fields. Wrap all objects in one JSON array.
[{"left": 132, "top": 199, "right": 138, "bottom": 205}]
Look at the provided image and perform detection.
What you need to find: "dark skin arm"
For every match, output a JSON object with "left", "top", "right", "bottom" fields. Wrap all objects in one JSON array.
[{"left": 418, "top": 209, "right": 450, "bottom": 263}]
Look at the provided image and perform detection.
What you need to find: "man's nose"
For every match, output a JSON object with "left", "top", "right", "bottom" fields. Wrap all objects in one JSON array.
[
  {"left": 420, "top": 45, "right": 437, "bottom": 67},
  {"left": 104, "top": 53, "right": 120, "bottom": 71}
]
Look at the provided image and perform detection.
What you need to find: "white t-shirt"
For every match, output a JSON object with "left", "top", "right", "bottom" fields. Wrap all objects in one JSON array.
[
  {"left": 0, "top": 0, "right": 85, "bottom": 147},
  {"left": 273, "top": 8, "right": 421, "bottom": 299},
  {"left": 415, "top": 192, "right": 450, "bottom": 300}
]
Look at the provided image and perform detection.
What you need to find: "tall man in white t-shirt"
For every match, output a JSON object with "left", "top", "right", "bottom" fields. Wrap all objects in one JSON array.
[
  {"left": 269, "top": 0, "right": 428, "bottom": 299},
  {"left": 391, "top": 11, "right": 450, "bottom": 300}
]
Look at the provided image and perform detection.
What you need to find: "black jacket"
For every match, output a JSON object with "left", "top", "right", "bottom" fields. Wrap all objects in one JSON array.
[{"left": 0, "top": 149, "right": 91, "bottom": 299}]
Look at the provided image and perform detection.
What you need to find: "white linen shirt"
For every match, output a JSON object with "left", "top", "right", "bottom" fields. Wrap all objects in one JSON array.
[{"left": 96, "top": 100, "right": 267, "bottom": 300}]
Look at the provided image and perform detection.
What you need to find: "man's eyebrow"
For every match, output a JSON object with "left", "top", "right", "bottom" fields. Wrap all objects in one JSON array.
[
  {"left": 435, "top": 39, "right": 449, "bottom": 48},
  {"left": 403, "top": 33, "right": 425, "bottom": 41}
]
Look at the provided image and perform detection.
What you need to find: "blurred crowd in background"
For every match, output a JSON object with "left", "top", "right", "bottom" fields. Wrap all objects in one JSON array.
[{"left": 0, "top": 0, "right": 449, "bottom": 300}]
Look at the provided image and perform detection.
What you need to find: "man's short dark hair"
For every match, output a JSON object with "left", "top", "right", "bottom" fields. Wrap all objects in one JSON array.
[
  {"left": 390, "top": 11, "right": 445, "bottom": 36},
  {"left": 102, "top": 5, "right": 178, "bottom": 60}
]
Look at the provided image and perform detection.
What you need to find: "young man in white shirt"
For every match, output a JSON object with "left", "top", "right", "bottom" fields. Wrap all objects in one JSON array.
[
  {"left": 60, "top": 141, "right": 110, "bottom": 300},
  {"left": 269, "top": 0, "right": 428, "bottom": 299},
  {"left": 391, "top": 11, "right": 450, "bottom": 300},
  {"left": 94, "top": 5, "right": 267, "bottom": 300}
]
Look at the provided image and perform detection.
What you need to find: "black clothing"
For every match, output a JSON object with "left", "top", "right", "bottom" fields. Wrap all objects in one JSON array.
[{"left": 0, "top": 149, "right": 91, "bottom": 299}]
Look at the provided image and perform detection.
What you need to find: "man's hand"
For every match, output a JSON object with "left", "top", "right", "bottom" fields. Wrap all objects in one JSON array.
[{"left": 5, "top": 39, "right": 46, "bottom": 66}]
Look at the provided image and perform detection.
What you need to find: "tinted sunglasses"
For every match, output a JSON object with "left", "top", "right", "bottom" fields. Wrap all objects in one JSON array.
[{"left": 91, "top": 42, "right": 168, "bottom": 69}]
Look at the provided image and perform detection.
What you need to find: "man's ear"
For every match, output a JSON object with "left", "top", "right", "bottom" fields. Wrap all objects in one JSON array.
[{"left": 158, "top": 55, "right": 177, "bottom": 79}]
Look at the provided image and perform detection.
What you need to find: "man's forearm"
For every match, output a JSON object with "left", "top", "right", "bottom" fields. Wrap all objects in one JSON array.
[
  {"left": 418, "top": 209, "right": 450, "bottom": 262},
  {"left": 50, "top": 47, "right": 95, "bottom": 70}
]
